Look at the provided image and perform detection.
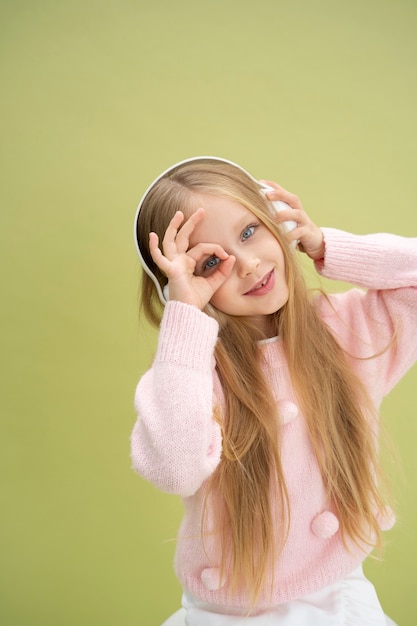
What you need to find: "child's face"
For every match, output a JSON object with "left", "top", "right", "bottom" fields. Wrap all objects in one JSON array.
[{"left": 189, "top": 194, "right": 289, "bottom": 333}]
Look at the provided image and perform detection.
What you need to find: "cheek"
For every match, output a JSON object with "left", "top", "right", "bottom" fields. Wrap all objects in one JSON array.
[
  {"left": 209, "top": 281, "right": 234, "bottom": 313},
  {"left": 271, "top": 238, "right": 285, "bottom": 261}
]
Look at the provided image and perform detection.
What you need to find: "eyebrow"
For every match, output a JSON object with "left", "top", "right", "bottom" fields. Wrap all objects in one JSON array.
[{"left": 235, "top": 212, "right": 257, "bottom": 232}]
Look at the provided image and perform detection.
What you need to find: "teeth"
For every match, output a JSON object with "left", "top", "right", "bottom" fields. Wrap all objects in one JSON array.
[
  {"left": 255, "top": 277, "right": 267, "bottom": 290},
  {"left": 246, "top": 272, "right": 271, "bottom": 294}
]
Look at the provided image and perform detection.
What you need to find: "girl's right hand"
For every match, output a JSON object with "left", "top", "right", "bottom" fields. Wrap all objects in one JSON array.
[{"left": 149, "top": 209, "right": 236, "bottom": 310}]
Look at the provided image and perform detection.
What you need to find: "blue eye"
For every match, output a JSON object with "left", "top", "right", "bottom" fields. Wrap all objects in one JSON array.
[
  {"left": 204, "top": 256, "right": 221, "bottom": 271},
  {"left": 242, "top": 225, "right": 256, "bottom": 240}
]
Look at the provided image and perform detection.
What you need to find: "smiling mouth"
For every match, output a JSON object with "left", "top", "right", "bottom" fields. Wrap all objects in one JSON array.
[{"left": 244, "top": 270, "right": 275, "bottom": 296}]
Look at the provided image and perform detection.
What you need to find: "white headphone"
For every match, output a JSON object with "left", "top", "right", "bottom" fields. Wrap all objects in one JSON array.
[{"left": 133, "top": 156, "right": 297, "bottom": 305}]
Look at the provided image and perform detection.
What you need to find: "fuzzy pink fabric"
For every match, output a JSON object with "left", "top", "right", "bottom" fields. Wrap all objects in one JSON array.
[{"left": 131, "top": 229, "right": 417, "bottom": 611}]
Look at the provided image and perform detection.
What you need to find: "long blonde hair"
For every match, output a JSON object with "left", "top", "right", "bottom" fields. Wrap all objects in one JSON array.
[{"left": 136, "top": 159, "right": 390, "bottom": 605}]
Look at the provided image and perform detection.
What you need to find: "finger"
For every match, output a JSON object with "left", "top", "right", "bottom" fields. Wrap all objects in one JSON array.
[
  {"left": 174, "top": 208, "right": 205, "bottom": 252},
  {"left": 149, "top": 232, "right": 169, "bottom": 271},
  {"left": 162, "top": 211, "right": 185, "bottom": 258},
  {"left": 272, "top": 207, "right": 304, "bottom": 225},
  {"left": 186, "top": 242, "right": 230, "bottom": 266},
  {"left": 149, "top": 231, "right": 183, "bottom": 277},
  {"left": 260, "top": 180, "right": 303, "bottom": 210},
  {"left": 259, "top": 179, "right": 281, "bottom": 190},
  {"left": 206, "top": 255, "right": 236, "bottom": 291},
  {"left": 148, "top": 231, "right": 160, "bottom": 258}
]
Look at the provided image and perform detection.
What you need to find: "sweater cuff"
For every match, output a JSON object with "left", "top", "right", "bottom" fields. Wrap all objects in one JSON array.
[
  {"left": 155, "top": 301, "right": 219, "bottom": 370},
  {"left": 315, "top": 228, "right": 417, "bottom": 289}
]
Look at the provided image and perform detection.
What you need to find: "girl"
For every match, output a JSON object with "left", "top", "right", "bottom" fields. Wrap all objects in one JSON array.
[{"left": 131, "top": 157, "right": 417, "bottom": 625}]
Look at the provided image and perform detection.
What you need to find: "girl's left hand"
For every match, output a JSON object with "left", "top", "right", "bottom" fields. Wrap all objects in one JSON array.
[{"left": 260, "top": 180, "right": 325, "bottom": 261}]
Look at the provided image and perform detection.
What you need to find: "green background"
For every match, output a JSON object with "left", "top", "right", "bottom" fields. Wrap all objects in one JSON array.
[{"left": 1, "top": 1, "right": 416, "bottom": 624}]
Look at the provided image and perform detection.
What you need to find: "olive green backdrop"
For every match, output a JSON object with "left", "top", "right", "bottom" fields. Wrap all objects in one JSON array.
[{"left": 1, "top": 1, "right": 416, "bottom": 625}]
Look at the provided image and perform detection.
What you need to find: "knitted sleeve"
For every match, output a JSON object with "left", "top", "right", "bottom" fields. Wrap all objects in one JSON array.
[
  {"left": 130, "top": 301, "right": 222, "bottom": 496},
  {"left": 315, "top": 228, "right": 417, "bottom": 401}
]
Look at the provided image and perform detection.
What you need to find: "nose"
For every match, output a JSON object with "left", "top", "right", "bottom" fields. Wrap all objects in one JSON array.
[{"left": 236, "top": 252, "right": 260, "bottom": 278}]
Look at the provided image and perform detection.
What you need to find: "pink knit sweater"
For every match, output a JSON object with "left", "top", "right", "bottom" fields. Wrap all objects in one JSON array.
[{"left": 131, "top": 228, "right": 417, "bottom": 612}]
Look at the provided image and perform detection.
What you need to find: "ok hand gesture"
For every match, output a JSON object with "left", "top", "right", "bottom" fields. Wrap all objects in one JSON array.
[{"left": 149, "top": 209, "right": 236, "bottom": 310}]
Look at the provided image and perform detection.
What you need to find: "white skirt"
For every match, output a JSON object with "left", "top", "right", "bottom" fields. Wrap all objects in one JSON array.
[{"left": 181, "top": 566, "right": 397, "bottom": 626}]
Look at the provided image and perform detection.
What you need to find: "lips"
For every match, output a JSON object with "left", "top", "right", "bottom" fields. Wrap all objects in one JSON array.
[{"left": 244, "top": 270, "right": 275, "bottom": 296}]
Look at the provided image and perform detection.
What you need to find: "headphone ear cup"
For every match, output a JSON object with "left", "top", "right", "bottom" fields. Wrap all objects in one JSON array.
[
  {"left": 270, "top": 200, "right": 298, "bottom": 234},
  {"left": 259, "top": 186, "right": 298, "bottom": 248},
  {"left": 163, "top": 284, "right": 170, "bottom": 302}
]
